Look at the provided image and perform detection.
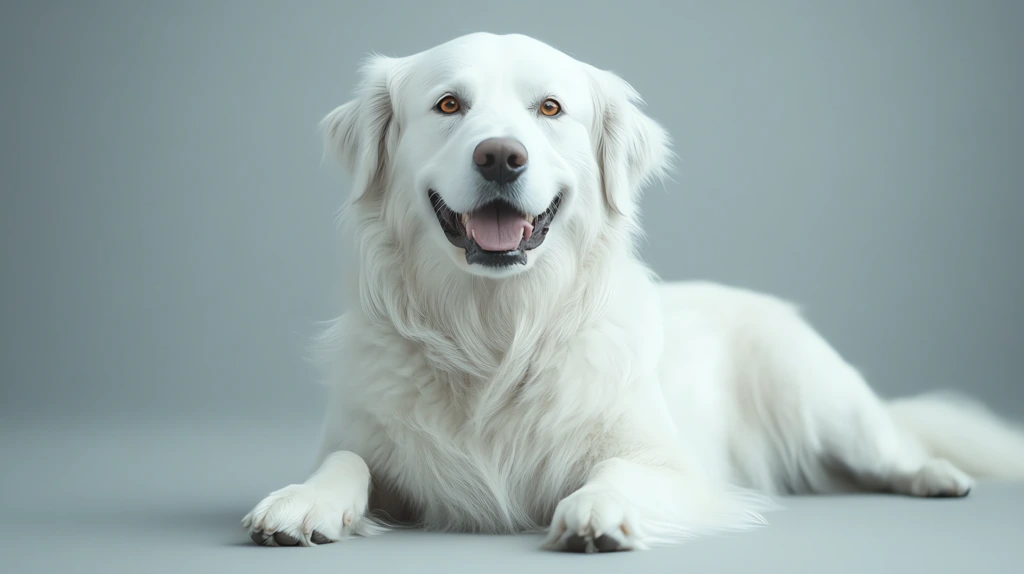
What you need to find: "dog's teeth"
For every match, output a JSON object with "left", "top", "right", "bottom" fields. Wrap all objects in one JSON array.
[
  {"left": 527, "top": 215, "right": 536, "bottom": 225},
  {"left": 460, "top": 214, "right": 469, "bottom": 226}
]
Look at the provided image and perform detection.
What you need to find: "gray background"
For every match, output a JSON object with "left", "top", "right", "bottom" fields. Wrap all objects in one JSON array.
[{"left": 1, "top": 1, "right": 1022, "bottom": 573}]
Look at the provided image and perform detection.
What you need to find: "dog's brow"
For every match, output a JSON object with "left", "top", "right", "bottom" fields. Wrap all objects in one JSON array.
[
  {"left": 425, "top": 72, "right": 476, "bottom": 103},
  {"left": 427, "top": 84, "right": 471, "bottom": 108},
  {"left": 526, "top": 86, "right": 561, "bottom": 107}
]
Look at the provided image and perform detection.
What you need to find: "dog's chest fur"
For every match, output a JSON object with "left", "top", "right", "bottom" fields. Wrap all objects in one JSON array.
[
  {"left": 375, "top": 398, "right": 600, "bottom": 533},
  {"left": 344, "top": 316, "right": 628, "bottom": 533},
  {"left": 337, "top": 248, "right": 649, "bottom": 533}
]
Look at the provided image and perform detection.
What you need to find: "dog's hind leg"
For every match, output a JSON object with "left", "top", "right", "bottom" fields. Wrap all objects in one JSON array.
[
  {"left": 810, "top": 384, "right": 975, "bottom": 498},
  {"left": 742, "top": 310, "right": 975, "bottom": 498}
]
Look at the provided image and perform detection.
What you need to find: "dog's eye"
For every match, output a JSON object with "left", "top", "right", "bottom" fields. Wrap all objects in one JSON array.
[
  {"left": 539, "top": 98, "right": 561, "bottom": 117},
  {"left": 436, "top": 96, "right": 461, "bottom": 114}
]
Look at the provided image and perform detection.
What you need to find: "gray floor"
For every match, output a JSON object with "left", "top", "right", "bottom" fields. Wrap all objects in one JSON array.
[
  {"left": 4, "top": 3, "right": 1023, "bottom": 573},
  {"left": 3, "top": 416, "right": 1022, "bottom": 574}
]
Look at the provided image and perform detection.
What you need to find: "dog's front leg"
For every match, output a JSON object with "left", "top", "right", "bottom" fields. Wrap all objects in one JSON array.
[
  {"left": 243, "top": 451, "right": 376, "bottom": 546},
  {"left": 543, "top": 454, "right": 768, "bottom": 553},
  {"left": 542, "top": 455, "right": 682, "bottom": 553},
  {"left": 542, "top": 457, "right": 653, "bottom": 553}
]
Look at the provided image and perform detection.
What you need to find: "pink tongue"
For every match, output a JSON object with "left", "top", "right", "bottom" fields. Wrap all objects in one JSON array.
[{"left": 465, "top": 204, "right": 533, "bottom": 252}]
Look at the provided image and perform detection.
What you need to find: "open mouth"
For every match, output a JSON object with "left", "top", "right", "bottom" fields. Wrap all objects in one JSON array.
[{"left": 429, "top": 190, "right": 562, "bottom": 267}]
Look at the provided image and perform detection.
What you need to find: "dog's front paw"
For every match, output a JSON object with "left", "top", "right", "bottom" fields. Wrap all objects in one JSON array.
[
  {"left": 242, "top": 483, "right": 366, "bottom": 546},
  {"left": 543, "top": 489, "right": 643, "bottom": 553}
]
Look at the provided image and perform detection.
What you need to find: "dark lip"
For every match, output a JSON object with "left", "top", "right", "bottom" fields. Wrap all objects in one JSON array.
[{"left": 428, "top": 190, "right": 562, "bottom": 267}]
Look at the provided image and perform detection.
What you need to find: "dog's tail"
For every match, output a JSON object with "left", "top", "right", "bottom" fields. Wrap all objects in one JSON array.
[{"left": 888, "top": 391, "right": 1024, "bottom": 480}]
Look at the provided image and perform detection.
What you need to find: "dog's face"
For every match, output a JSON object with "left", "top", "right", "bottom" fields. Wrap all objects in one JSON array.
[{"left": 325, "top": 33, "right": 670, "bottom": 279}]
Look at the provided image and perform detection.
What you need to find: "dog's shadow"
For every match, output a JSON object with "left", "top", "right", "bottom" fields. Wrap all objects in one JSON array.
[
  {"left": 151, "top": 504, "right": 261, "bottom": 547},
  {"left": 59, "top": 504, "right": 551, "bottom": 551},
  {"left": 76, "top": 503, "right": 258, "bottom": 546}
]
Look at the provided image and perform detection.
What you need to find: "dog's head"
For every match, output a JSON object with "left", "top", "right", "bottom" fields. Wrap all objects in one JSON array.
[{"left": 324, "top": 33, "right": 670, "bottom": 279}]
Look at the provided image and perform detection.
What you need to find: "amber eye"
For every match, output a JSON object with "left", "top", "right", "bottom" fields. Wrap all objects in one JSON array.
[
  {"left": 540, "top": 98, "right": 561, "bottom": 117},
  {"left": 436, "top": 95, "right": 460, "bottom": 114}
]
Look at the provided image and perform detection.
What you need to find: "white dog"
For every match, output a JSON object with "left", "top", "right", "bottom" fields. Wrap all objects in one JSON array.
[{"left": 243, "top": 33, "right": 1024, "bottom": 553}]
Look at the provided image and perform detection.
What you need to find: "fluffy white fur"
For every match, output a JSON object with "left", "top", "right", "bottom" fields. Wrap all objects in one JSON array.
[{"left": 243, "top": 33, "right": 1024, "bottom": 553}]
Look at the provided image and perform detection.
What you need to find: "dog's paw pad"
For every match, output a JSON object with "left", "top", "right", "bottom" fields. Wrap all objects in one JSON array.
[
  {"left": 310, "top": 531, "right": 333, "bottom": 545},
  {"left": 273, "top": 532, "right": 299, "bottom": 546},
  {"left": 563, "top": 532, "right": 626, "bottom": 554}
]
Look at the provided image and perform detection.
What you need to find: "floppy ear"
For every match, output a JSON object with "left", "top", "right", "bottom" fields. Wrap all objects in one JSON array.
[
  {"left": 589, "top": 68, "right": 672, "bottom": 217},
  {"left": 321, "top": 56, "right": 404, "bottom": 203}
]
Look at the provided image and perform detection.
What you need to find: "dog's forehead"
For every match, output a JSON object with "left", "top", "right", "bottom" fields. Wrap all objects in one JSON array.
[
  {"left": 410, "top": 33, "right": 591, "bottom": 102},
  {"left": 427, "top": 33, "right": 573, "bottom": 64}
]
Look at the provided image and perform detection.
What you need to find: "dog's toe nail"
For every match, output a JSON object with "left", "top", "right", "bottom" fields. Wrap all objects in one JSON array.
[
  {"left": 310, "top": 531, "right": 332, "bottom": 545},
  {"left": 273, "top": 532, "right": 299, "bottom": 546},
  {"left": 250, "top": 531, "right": 269, "bottom": 546}
]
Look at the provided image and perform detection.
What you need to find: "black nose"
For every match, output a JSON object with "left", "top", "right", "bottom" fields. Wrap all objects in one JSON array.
[{"left": 473, "top": 137, "right": 528, "bottom": 185}]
